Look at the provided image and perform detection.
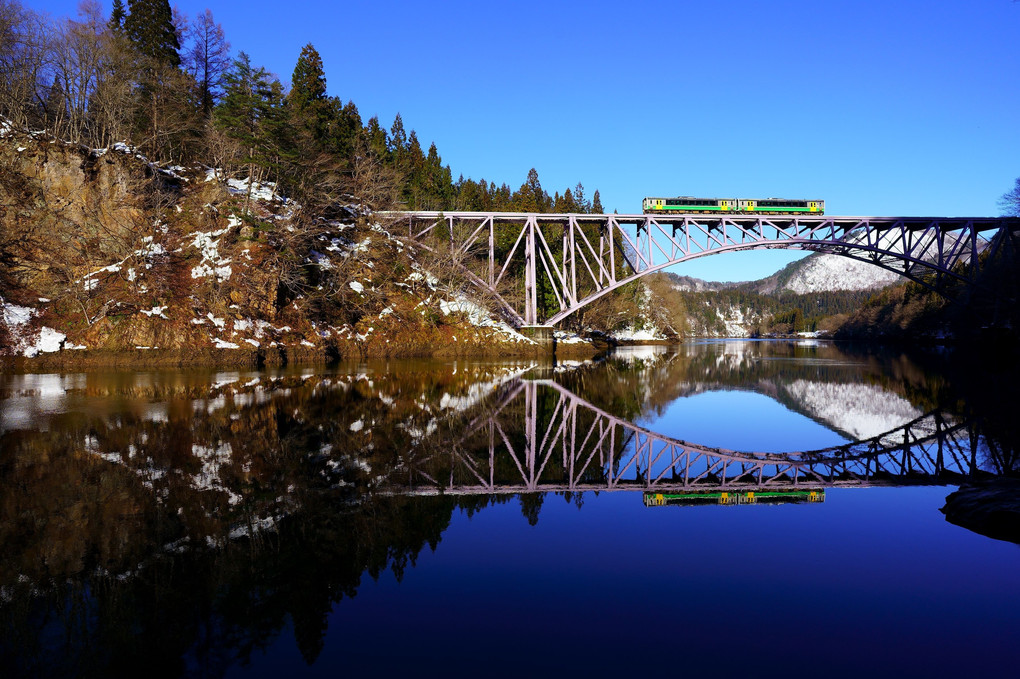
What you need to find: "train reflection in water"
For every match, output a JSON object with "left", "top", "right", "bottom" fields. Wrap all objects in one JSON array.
[{"left": 644, "top": 489, "right": 826, "bottom": 507}]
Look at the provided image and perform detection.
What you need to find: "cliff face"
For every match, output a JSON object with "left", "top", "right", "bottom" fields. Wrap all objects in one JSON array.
[{"left": 0, "top": 127, "right": 551, "bottom": 362}]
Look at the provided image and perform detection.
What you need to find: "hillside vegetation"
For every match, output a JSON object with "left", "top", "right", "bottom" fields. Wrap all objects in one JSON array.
[{"left": 1, "top": 126, "right": 574, "bottom": 362}]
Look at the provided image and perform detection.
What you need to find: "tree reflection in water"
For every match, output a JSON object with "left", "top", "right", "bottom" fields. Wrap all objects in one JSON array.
[{"left": 0, "top": 342, "right": 1016, "bottom": 677}]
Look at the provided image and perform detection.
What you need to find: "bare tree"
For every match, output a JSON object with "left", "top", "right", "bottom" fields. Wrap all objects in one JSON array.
[
  {"left": 0, "top": 0, "right": 48, "bottom": 129},
  {"left": 48, "top": 3, "right": 107, "bottom": 143},
  {"left": 184, "top": 9, "right": 230, "bottom": 116},
  {"left": 345, "top": 136, "right": 403, "bottom": 211},
  {"left": 87, "top": 28, "right": 137, "bottom": 148},
  {"left": 1000, "top": 177, "right": 1020, "bottom": 217}
]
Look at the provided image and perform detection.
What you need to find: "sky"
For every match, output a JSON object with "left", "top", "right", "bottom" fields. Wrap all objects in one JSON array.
[{"left": 28, "top": 0, "right": 1020, "bottom": 281}]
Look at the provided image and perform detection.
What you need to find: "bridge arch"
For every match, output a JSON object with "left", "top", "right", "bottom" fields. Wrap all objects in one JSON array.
[
  {"left": 394, "top": 212, "right": 1020, "bottom": 327},
  {"left": 385, "top": 376, "right": 988, "bottom": 495}
]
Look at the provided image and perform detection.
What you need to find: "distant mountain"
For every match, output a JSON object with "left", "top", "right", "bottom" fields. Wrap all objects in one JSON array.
[
  {"left": 667, "top": 253, "right": 901, "bottom": 296},
  {"left": 666, "top": 274, "right": 743, "bottom": 293},
  {"left": 747, "top": 253, "right": 901, "bottom": 295}
]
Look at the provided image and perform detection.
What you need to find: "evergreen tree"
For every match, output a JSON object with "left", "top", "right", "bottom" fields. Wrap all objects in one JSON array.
[
  {"left": 364, "top": 115, "right": 389, "bottom": 158},
  {"left": 592, "top": 189, "right": 604, "bottom": 214},
  {"left": 512, "top": 168, "right": 549, "bottom": 213},
  {"left": 289, "top": 43, "right": 327, "bottom": 109},
  {"left": 334, "top": 98, "right": 361, "bottom": 158},
  {"left": 215, "top": 52, "right": 286, "bottom": 208},
  {"left": 43, "top": 75, "right": 66, "bottom": 125},
  {"left": 562, "top": 188, "right": 578, "bottom": 213},
  {"left": 389, "top": 113, "right": 407, "bottom": 155},
  {"left": 124, "top": 0, "right": 181, "bottom": 67},
  {"left": 109, "top": 0, "right": 126, "bottom": 31},
  {"left": 573, "top": 182, "right": 591, "bottom": 213}
]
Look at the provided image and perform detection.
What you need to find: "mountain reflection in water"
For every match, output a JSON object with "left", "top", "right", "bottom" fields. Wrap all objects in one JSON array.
[{"left": 1, "top": 340, "right": 1018, "bottom": 677}]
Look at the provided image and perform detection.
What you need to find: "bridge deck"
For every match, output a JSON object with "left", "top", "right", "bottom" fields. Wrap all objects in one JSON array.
[{"left": 386, "top": 212, "right": 1016, "bottom": 232}]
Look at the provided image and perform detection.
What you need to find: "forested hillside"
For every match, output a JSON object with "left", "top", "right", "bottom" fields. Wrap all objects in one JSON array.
[
  {"left": 0, "top": 0, "right": 632, "bottom": 359},
  {"left": 0, "top": 1, "right": 604, "bottom": 216}
]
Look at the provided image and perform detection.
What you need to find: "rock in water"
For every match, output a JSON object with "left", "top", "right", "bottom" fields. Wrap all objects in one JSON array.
[{"left": 941, "top": 479, "right": 1020, "bottom": 544}]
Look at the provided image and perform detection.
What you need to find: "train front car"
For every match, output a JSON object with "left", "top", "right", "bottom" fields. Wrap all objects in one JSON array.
[
  {"left": 644, "top": 197, "right": 825, "bottom": 214},
  {"left": 738, "top": 198, "right": 825, "bottom": 214}
]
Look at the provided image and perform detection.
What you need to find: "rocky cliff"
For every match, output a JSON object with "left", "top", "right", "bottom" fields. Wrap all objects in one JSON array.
[{"left": 0, "top": 125, "right": 564, "bottom": 363}]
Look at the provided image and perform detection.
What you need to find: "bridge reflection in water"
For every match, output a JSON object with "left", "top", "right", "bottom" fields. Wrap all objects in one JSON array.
[{"left": 388, "top": 376, "right": 983, "bottom": 498}]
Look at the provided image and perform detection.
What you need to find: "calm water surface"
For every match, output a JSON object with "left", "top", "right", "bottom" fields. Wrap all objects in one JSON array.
[{"left": 1, "top": 340, "right": 1018, "bottom": 677}]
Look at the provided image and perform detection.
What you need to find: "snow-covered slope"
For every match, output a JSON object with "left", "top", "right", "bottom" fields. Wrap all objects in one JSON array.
[
  {"left": 773, "top": 253, "right": 901, "bottom": 294},
  {"left": 782, "top": 380, "right": 924, "bottom": 441}
]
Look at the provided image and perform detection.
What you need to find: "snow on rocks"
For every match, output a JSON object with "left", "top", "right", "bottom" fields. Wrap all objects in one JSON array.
[
  {"left": 140, "top": 305, "right": 169, "bottom": 319},
  {"left": 223, "top": 175, "right": 283, "bottom": 203},
  {"left": 190, "top": 225, "right": 234, "bottom": 282},
  {"left": 554, "top": 330, "right": 588, "bottom": 345},
  {"left": 438, "top": 296, "right": 534, "bottom": 343},
  {"left": 1, "top": 300, "right": 66, "bottom": 356},
  {"left": 611, "top": 327, "right": 661, "bottom": 342}
]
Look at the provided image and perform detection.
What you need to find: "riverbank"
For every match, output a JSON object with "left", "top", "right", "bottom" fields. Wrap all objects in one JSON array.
[{"left": 0, "top": 328, "right": 607, "bottom": 371}]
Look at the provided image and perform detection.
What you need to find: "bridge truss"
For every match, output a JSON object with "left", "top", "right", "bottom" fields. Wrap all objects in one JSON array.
[
  {"left": 389, "top": 212, "right": 1020, "bottom": 326},
  {"left": 385, "top": 378, "right": 992, "bottom": 496}
]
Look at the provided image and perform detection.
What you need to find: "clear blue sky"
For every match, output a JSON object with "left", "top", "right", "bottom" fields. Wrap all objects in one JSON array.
[{"left": 31, "top": 0, "right": 1020, "bottom": 281}]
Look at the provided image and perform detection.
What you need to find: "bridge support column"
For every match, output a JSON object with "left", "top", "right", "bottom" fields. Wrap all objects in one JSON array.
[{"left": 520, "top": 325, "right": 555, "bottom": 347}]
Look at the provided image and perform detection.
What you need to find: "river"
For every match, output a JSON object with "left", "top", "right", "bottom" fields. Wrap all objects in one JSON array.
[{"left": 1, "top": 340, "right": 1018, "bottom": 677}]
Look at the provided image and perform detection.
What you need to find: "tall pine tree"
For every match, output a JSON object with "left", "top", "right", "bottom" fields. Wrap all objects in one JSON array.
[
  {"left": 109, "top": 0, "right": 126, "bottom": 31},
  {"left": 289, "top": 43, "right": 327, "bottom": 110},
  {"left": 124, "top": 0, "right": 180, "bottom": 67}
]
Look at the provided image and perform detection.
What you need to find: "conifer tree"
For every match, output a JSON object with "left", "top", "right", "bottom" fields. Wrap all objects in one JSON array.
[
  {"left": 389, "top": 113, "right": 407, "bottom": 155},
  {"left": 562, "top": 188, "right": 578, "bottom": 213},
  {"left": 592, "top": 190, "right": 604, "bottom": 214},
  {"left": 573, "top": 182, "right": 590, "bottom": 213},
  {"left": 364, "top": 115, "right": 389, "bottom": 158},
  {"left": 124, "top": 0, "right": 180, "bottom": 67},
  {"left": 289, "top": 43, "right": 327, "bottom": 109},
  {"left": 215, "top": 52, "right": 286, "bottom": 209},
  {"left": 512, "top": 168, "right": 548, "bottom": 213},
  {"left": 109, "top": 0, "right": 126, "bottom": 31}
]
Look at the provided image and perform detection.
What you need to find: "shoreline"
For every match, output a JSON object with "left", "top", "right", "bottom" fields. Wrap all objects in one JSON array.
[{"left": 0, "top": 336, "right": 607, "bottom": 372}]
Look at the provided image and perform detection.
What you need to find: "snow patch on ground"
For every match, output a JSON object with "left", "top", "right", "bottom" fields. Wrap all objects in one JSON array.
[
  {"left": 611, "top": 327, "right": 660, "bottom": 341},
  {"left": 2, "top": 301, "right": 65, "bottom": 356},
  {"left": 439, "top": 297, "right": 534, "bottom": 343},
  {"left": 222, "top": 175, "right": 283, "bottom": 202},
  {"left": 190, "top": 227, "right": 233, "bottom": 281}
]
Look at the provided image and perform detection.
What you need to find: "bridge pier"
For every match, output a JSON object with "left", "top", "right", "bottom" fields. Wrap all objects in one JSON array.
[{"left": 520, "top": 325, "right": 555, "bottom": 347}]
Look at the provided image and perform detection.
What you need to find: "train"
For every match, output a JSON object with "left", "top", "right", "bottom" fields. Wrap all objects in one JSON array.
[{"left": 642, "top": 196, "right": 825, "bottom": 215}]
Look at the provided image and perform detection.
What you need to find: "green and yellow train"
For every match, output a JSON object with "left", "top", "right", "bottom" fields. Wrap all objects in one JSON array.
[{"left": 642, "top": 196, "right": 825, "bottom": 215}]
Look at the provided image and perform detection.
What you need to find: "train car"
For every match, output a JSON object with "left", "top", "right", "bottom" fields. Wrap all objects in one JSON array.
[
  {"left": 643, "top": 196, "right": 825, "bottom": 215},
  {"left": 737, "top": 198, "right": 825, "bottom": 214},
  {"left": 642, "top": 196, "right": 737, "bottom": 213}
]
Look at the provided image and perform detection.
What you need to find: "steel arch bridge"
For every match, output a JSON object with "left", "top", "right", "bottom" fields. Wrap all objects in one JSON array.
[
  {"left": 391, "top": 212, "right": 1020, "bottom": 327},
  {"left": 384, "top": 377, "right": 996, "bottom": 497}
]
